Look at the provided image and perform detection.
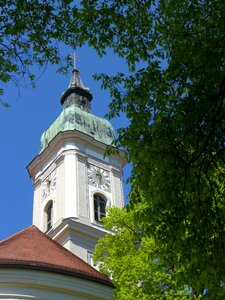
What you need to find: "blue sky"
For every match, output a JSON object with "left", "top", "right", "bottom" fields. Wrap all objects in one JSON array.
[{"left": 0, "top": 46, "right": 131, "bottom": 240}]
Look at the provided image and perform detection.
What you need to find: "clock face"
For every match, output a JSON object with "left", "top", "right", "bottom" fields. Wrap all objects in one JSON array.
[
  {"left": 42, "top": 171, "right": 57, "bottom": 198},
  {"left": 88, "top": 165, "right": 110, "bottom": 190}
]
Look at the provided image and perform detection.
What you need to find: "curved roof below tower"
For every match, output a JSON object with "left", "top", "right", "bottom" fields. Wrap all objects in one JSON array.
[
  {"left": 0, "top": 225, "right": 112, "bottom": 287},
  {"left": 40, "top": 106, "right": 115, "bottom": 153}
]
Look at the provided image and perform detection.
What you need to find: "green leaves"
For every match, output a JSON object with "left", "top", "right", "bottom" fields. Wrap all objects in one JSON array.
[
  {"left": 0, "top": 0, "right": 76, "bottom": 105},
  {"left": 77, "top": 0, "right": 225, "bottom": 297},
  {"left": 94, "top": 206, "right": 193, "bottom": 299}
]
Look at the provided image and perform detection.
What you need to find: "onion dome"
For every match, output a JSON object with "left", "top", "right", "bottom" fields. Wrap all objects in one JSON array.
[{"left": 40, "top": 68, "right": 115, "bottom": 153}]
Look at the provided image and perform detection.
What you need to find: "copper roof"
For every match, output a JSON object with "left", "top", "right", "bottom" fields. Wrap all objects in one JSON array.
[{"left": 0, "top": 225, "right": 112, "bottom": 286}]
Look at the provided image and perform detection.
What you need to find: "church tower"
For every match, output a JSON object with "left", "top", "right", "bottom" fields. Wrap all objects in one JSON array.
[{"left": 27, "top": 67, "right": 125, "bottom": 264}]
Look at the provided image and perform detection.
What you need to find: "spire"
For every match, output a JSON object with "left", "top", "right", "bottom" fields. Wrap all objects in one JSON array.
[{"left": 60, "top": 67, "right": 93, "bottom": 113}]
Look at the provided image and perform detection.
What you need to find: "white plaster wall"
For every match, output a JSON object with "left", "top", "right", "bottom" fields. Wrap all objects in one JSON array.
[
  {"left": 86, "top": 148, "right": 109, "bottom": 163},
  {"left": 30, "top": 132, "right": 124, "bottom": 266},
  {"left": 64, "top": 239, "right": 88, "bottom": 263},
  {"left": 55, "top": 158, "right": 65, "bottom": 225},
  {"left": 0, "top": 269, "right": 113, "bottom": 300},
  {"left": 111, "top": 169, "right": 124, "bottom": 208},
  {"left": 64, "top": 152, "right": 77, "bottom": 218},
  {"left": 64, "top": 232, "right": 98, "bottom": 264},
  {"left": 76, "top": 154, "right": 89, "bottom": 220},
  {"left": 31, "top": 135, "right": 125, "bottom": 230},
  {"left": 32, "top": 181, "right": 41, "bottom": 228}
]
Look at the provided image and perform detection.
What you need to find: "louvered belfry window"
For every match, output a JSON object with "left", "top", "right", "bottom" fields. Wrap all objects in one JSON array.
[{"left": 94, "top": 194, "right": 106, "bottom": 222}]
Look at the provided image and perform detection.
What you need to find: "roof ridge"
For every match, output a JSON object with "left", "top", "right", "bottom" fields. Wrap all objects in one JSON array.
[
  {"left": 43, "top": 230, "right": 111, "bottom": 280},
  {"left": 0, "top": 225, "right": 35, "bottom": 244},
  {"left": 0, "top": 225, "right": 109, "bottom": 282},
  {"left": 36, "top": 226, "right": 100, "bottom": 270}
]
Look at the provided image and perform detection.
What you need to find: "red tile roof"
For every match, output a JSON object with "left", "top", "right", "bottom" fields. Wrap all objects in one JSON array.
[{"left": 0, "top": 225, "right": 112, "bottom": 286}]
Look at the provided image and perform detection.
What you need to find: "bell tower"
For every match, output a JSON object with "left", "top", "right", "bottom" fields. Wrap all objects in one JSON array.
[{"left": 27, "top": 67, "right": 125, "bottom": 264}]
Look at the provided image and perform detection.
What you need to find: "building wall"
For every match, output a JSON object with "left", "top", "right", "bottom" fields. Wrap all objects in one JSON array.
[
  {"left": 0, "top": 269, "right": 113, "bottom": 300},
  {"left": 30, "top": 134, "right": 124, "bottom": 233},
  {"left": 28, "top": 131, "right": 125, "bottom": 263}
]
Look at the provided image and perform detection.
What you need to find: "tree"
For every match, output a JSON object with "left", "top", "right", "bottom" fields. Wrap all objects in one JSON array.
[
  {"left": 94, "top": 206, "right": 193, "bottom": 300},
  {"left": 71, "top": 0, "right": 225, "bottom": 297},
  {"left": 0, "top": 0, "right": 78, "bottom": 106}
]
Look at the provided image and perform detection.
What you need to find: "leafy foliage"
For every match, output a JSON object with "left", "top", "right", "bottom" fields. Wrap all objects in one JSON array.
[
  {"left": 0, "top": 0, "right": 78, "bottom": 105},
  {"left": 94, "top": 207, "right": 193, "bottom": 299},
  {"left": 72, "top": 0, "right": 225, "bottom": 297}
]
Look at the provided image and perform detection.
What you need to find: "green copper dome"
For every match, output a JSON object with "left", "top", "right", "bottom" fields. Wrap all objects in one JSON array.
[{"left": 39, "top": 69, "right": 115, "bottom": 153}]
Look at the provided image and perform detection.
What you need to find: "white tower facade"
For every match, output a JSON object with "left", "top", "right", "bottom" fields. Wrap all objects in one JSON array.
[{"left": 27, "top": 68, "right": 125, "bottom": 264}]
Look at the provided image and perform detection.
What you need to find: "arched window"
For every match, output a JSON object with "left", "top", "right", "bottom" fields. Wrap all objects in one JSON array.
[
  {"left": 45, "top": 201, "right": 53, "bottom": 232},
  {"left": 94, "top": 194, "right": 106, "bottom": 222}
]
